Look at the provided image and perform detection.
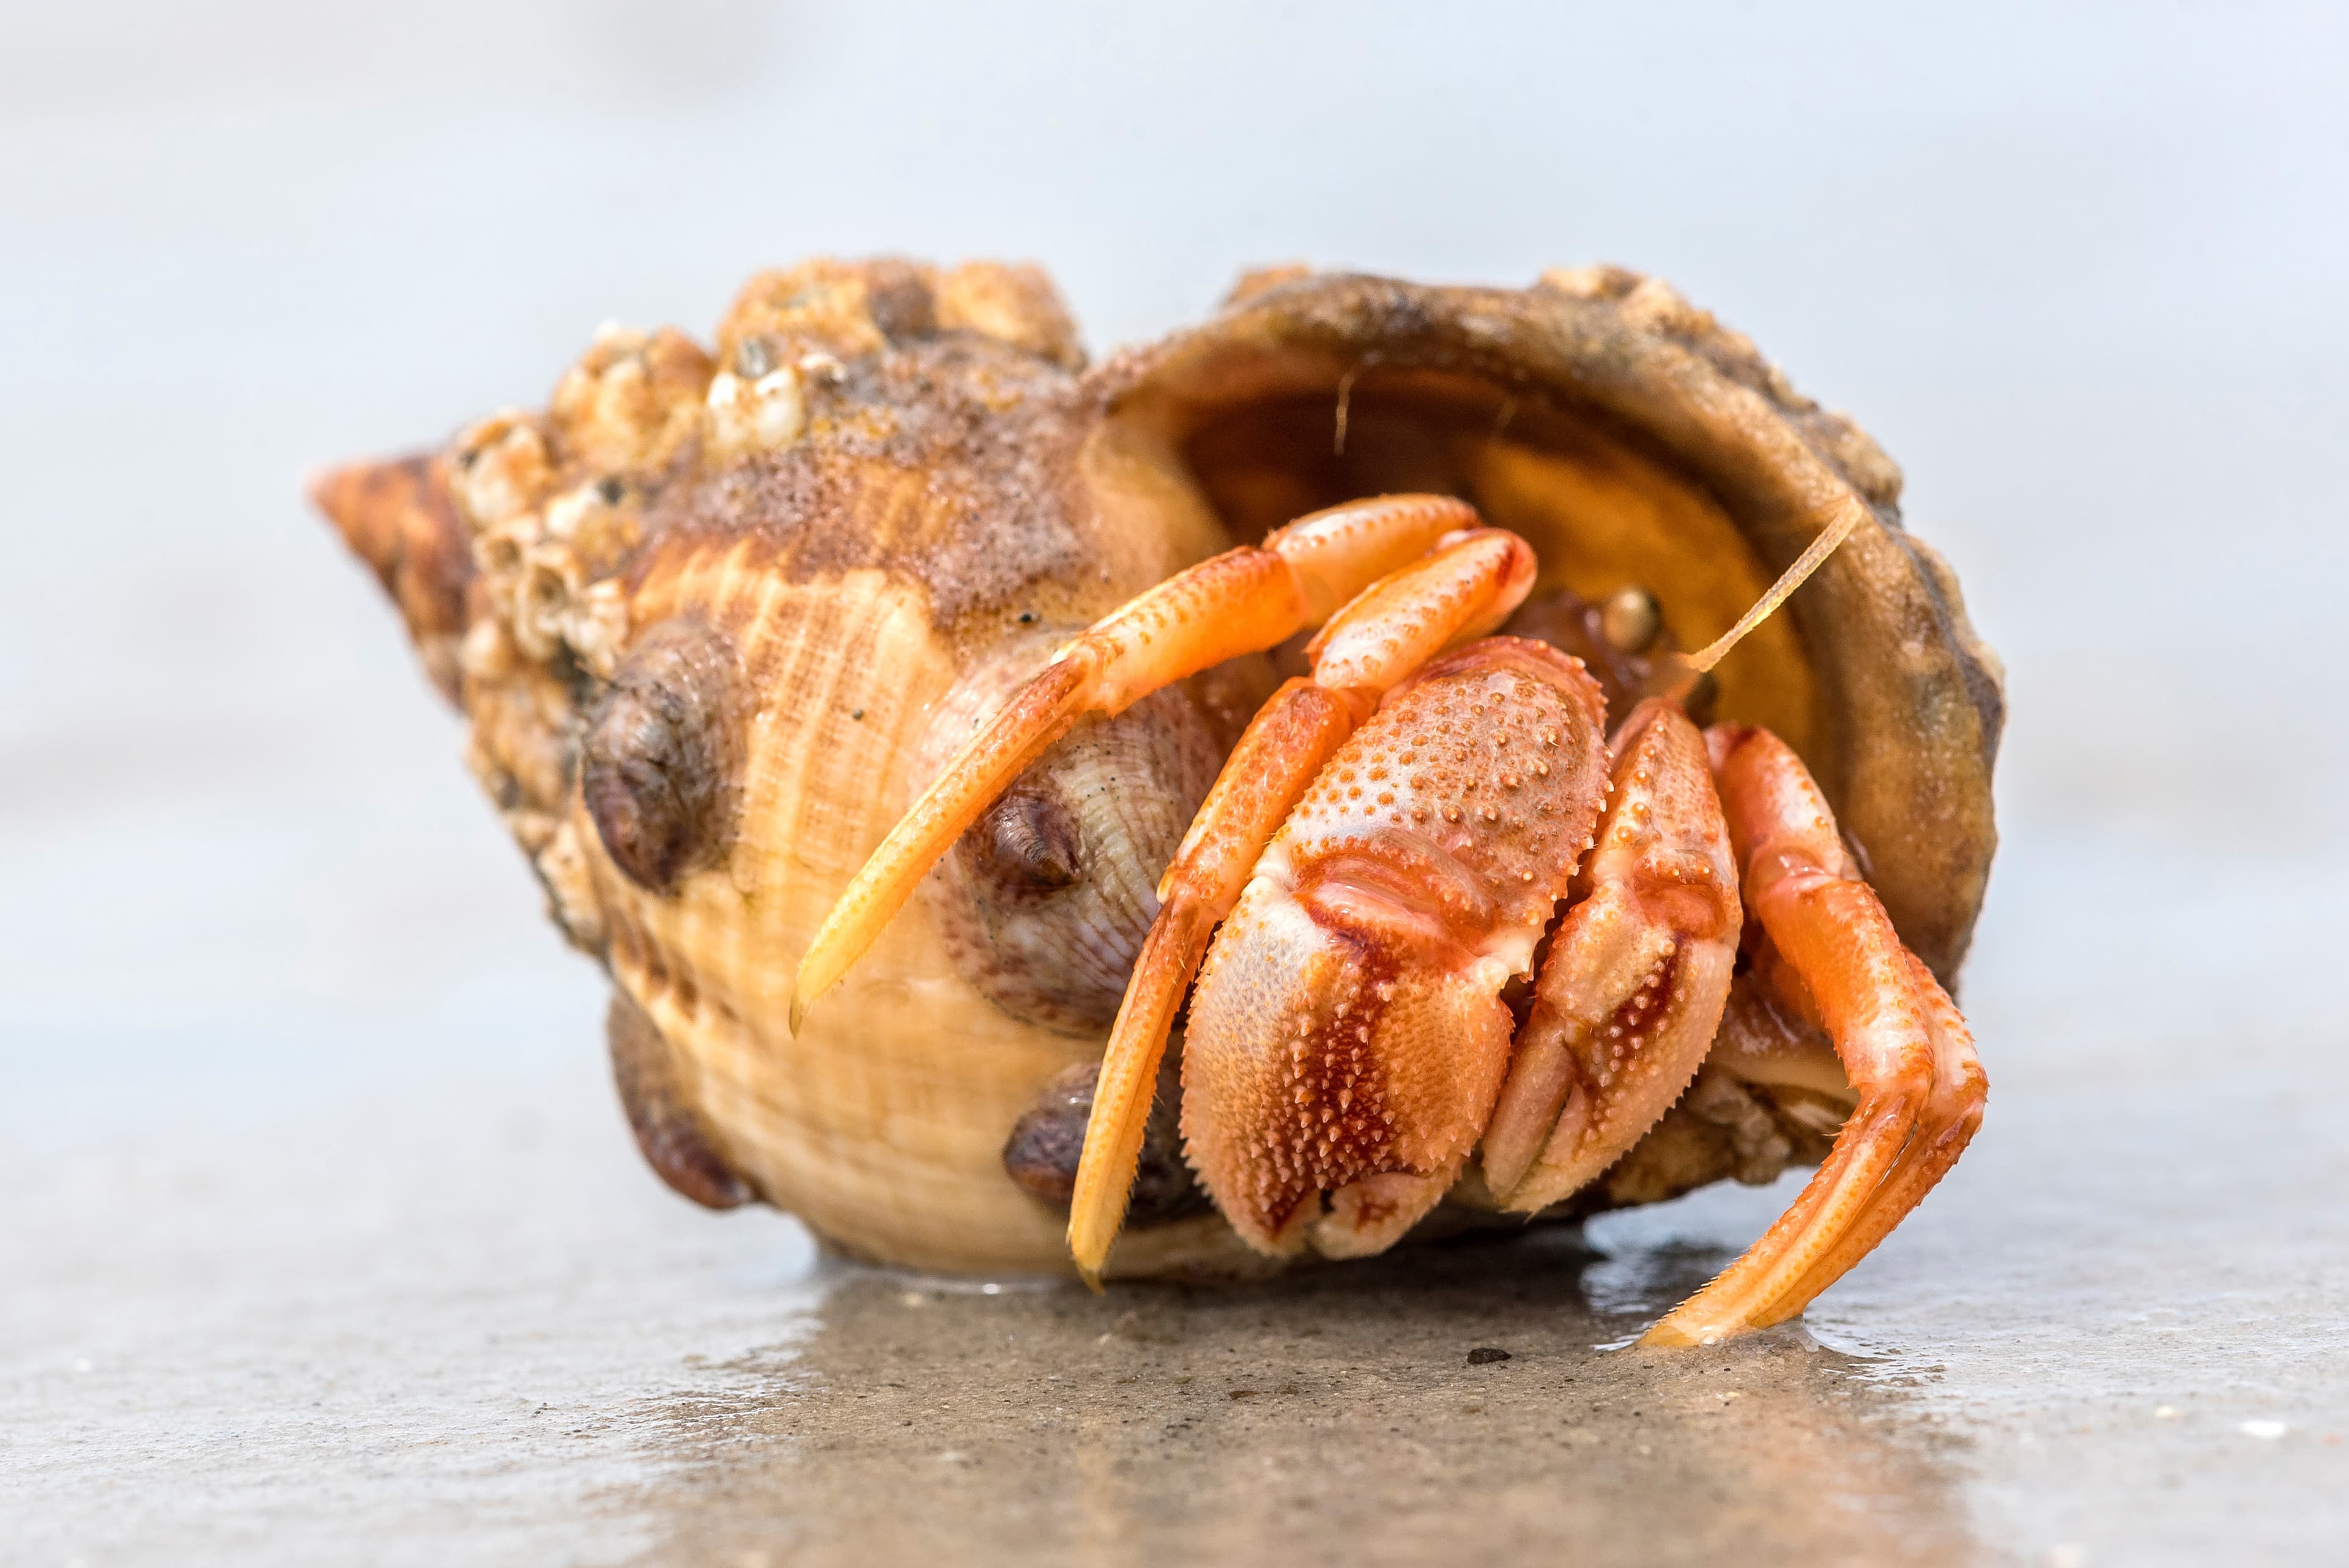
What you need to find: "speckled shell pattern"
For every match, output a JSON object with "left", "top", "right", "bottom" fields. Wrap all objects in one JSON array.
[{"left": 316, "top": 257, "right": 2002, "bottom": 1280}]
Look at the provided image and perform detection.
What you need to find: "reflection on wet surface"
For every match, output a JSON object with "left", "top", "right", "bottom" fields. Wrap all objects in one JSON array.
[{"left": 620, "top": 1234, "right": 1975, "bottom": 1567}]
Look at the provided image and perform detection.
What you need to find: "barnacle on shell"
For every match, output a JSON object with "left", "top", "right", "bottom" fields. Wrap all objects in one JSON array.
[{"left": 316, "top": 257, "right": 1998, "bottom": 1279}]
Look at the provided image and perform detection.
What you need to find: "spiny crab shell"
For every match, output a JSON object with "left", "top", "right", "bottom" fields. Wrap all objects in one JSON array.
[{"left": 317, "top": 258, "right": 2001, "bottom": 1280}]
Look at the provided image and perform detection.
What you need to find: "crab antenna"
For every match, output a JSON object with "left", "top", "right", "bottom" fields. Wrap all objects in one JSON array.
[{"left": 1682, "top": 497, "right": 1869, "bottom": 675}]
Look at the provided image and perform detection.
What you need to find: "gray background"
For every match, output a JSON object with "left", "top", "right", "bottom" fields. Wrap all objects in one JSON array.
[{"left": 4, "top": 3, "right": 2344, "bottom": 1564}]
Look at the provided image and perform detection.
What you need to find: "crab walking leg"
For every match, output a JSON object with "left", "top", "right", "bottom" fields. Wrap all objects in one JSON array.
[
  {"left": 1761, "top": 951, "right": 1983, "bottom": 1325},
  {"left": 788, "top": 494, "right": 1477, "bottom": 1028},
  {"left": 1066, "top": 682, "right": 1365, "bottom": 1283},
  {"left": 1480, "top": 699, "right": 1742, "bottom": 1209},
  {"left": 1642, "top": 726, "right": 1971, "bottom": 1347},
  {"left": 1068, "top": 532, "right": 1542, "bottom": 1279}
]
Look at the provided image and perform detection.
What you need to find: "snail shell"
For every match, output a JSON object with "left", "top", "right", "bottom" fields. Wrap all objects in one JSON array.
[{"left": 316, "top": 258, "right": 2000, "bottom": 1279}]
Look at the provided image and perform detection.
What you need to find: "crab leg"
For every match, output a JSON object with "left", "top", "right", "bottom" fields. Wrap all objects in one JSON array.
[
  {"left": 789, "top": 494, "right": 1479, "bottom": 1030},
  {"left": 1767, "top": 950, "right": 1983, "bottom": 1317},
  {"left": 1480, "top": 697, "right": 1743, "bottom": 1210},
  {"left": 1065, "top": 681, "right": 1360, "bottom": 1280},
  {"left": 1067, "top": 533, "right": 1541, "bottom": 1280},
  {"left": 1642, "top": 726, "right": 1987, "bottom": 1346}
]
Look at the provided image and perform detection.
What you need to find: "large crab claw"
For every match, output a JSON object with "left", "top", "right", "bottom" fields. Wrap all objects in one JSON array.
[
  {"left": 1478, "top": 697, "right": 1745, "bottom": 1212},
  {"left": 1175, "top": 638, "right": 1613, "bottom": 1259}
]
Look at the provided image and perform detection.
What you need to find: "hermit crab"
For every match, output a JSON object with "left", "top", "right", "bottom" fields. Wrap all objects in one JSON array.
[{"left": 317, "top": 258, "right": 2000, "bottom": 1343}]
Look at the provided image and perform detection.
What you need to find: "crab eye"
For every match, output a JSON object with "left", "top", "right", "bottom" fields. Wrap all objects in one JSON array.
[{"left": 1600, "top": 586, "right": 1662, "bottom": 653}]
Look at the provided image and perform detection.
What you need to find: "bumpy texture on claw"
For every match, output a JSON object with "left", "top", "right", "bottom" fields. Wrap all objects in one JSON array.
[
  {"left": 1642, "top": 726, "right": 1987, "bottom": 1345},
  {"left": 1181, "top": 639, "right": 1610, "bottom": 1256},
  {"left": 1066, "top": 523, "right": 1537, "bottom": 1279},
  {"left": 1066, "top": 678, "right": 1362, "bottom": 1282},
  {"left": 1480, "top": 697, "right": 1743, "bottom": 1210}
]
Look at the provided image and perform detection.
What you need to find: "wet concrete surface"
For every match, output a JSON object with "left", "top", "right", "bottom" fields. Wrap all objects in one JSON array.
[
  {"left": 8, "top": 4, "right": 2349, "bottom": 1564},
  {"left": 621, "top": 1250, "right": 1980, "bottom": 1568},
  {"left": 0, "top": 1085, "right": 1992, "bottom": 1568},
  {"left": 10, "top": 845, "right": 2344, "bottom": 1568}
]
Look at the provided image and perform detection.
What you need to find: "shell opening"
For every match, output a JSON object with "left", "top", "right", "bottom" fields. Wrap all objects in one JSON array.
[{"left": 1111, "top": 366, "right": 1822, "bottom": 759}]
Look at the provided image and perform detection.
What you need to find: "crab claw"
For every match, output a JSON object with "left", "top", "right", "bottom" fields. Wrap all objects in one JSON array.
[
  {"left": 1061, "top": 530, "right": 1542, "bottom": 1280},
  {"left": 789, "top": 494, "right": 1478, "bottom": 1031},
  {"left": 1479, "top": 697, "right": 1743, "bottom": 1209},
  {"left": 1178, "top": 639, "right": 1611, "bottom": 1257}
]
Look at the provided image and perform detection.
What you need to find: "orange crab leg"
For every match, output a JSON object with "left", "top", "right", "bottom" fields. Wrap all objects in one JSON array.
[
  {"left": 1768, "top": 949, "right": 1984, "bottom": 1317},
  {"left": 1642, "top": 726, "right": 1987, "bottom": 1346},
  {"left": 1066, "top": 529, "right": 1540, "bottom": 1280},
  {"left": 1065, "top": 680, "right": 1362, "bottom": 1280},
  {"left": 789, "top": 494, "right": 1479, "bottom": 1030}
]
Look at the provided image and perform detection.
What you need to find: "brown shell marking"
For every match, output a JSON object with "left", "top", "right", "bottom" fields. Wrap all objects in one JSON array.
[
  {"left": 607, "top": 988, "right": 752, "bottom": 1209},
  {"left": 907, "top": 626, "right": 1251, "bottom": 1037},
  {"left": 583, "top": 617, "right": 744, "bottom": 894},
  {"left": 929, "top": 685, "right": 1226, "bottom": 1035},
  {"left": 1001, "top": 1058, "right": 1205, "bottom": 1227},
  {"left": 310, "top": 454, "right": 474, "bottom": 702}
]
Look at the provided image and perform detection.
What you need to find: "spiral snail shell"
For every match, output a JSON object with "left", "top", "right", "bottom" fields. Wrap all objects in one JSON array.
[{"left": 316, "top": 257, "right": 1999, "bottom": 1279}]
